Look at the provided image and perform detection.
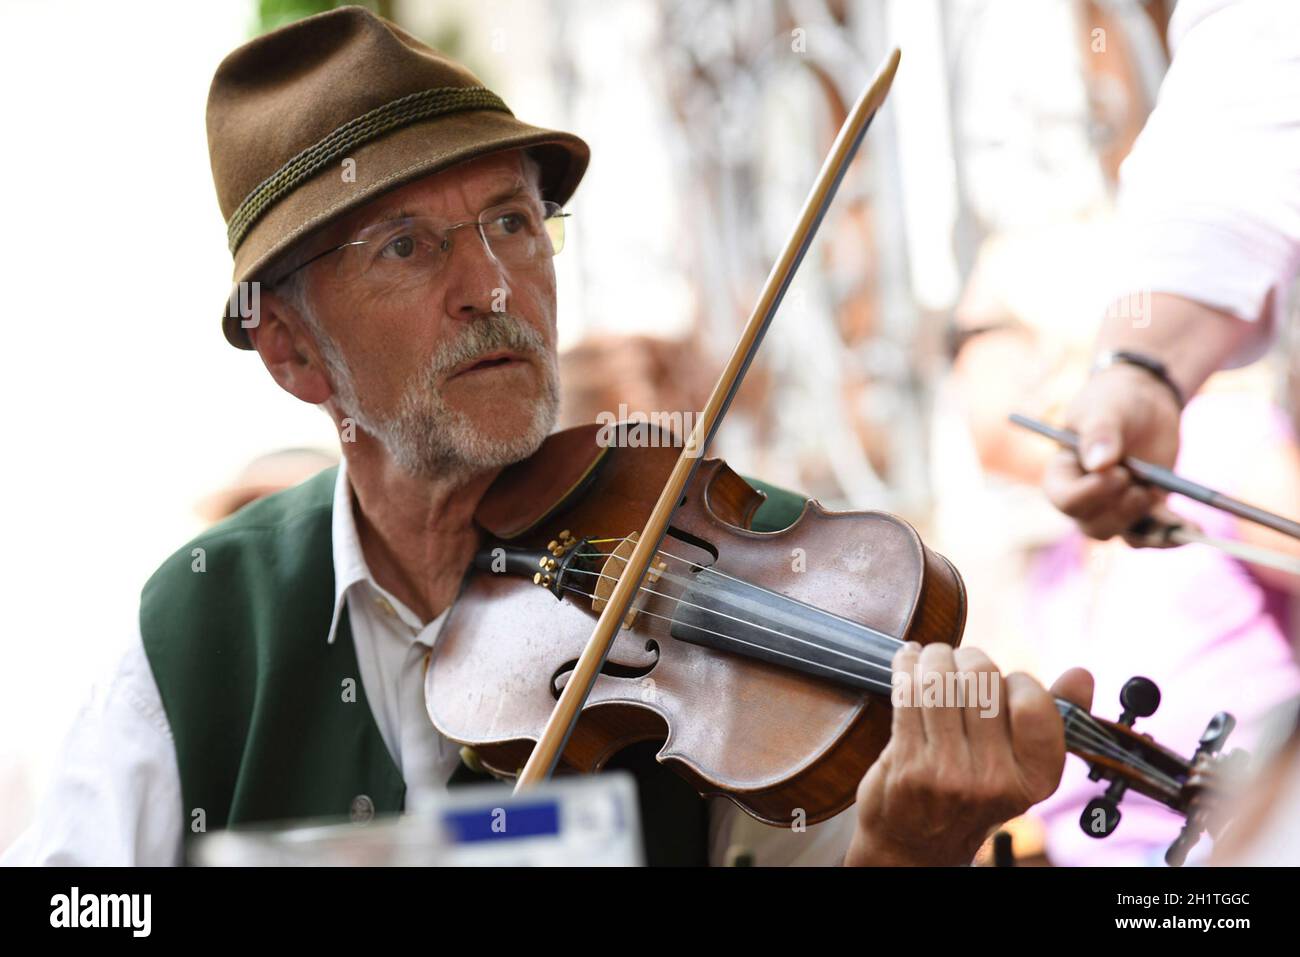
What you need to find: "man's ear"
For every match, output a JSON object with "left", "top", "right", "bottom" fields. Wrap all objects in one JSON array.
[{"left": 248, "top": 288, "right": 334, "bottom": 406}]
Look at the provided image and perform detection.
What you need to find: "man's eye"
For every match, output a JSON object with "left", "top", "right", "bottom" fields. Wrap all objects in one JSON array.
[
  {"left": 381, "top": 234, "right": 417, "bottom": 259},
  {"left": 496, "top": 212, "right": 529, "bottom": 234}
]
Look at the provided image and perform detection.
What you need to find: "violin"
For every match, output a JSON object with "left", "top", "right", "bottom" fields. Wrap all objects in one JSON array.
[
  {"left": 427, "top": 424, "right": 1244, "bottom": 863},
  {"left": 424, "top": 50, "right": 1245, "bottom": 865},
  {"left": 430, "top": 423, "right": 963, "bottom": 826}
]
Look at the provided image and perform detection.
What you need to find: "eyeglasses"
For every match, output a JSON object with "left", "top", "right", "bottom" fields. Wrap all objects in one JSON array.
[{"left": 277, "top": 197, "right": 569, "bottom": 290}]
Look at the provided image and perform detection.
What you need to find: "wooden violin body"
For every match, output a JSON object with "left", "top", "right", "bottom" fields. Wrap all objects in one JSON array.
[{"left": 426, "top": 423, "right": 967, "bottom": 825}]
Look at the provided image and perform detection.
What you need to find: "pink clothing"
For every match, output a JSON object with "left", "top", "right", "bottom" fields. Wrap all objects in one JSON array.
[{"left": 1029, "top": 391, "right": 1300, "bottom": 866}]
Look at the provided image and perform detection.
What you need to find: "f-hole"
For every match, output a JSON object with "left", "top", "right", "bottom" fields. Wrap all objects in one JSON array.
[
  {"left": 550, "top": 639, "right": 661, "bottom": 699},
  {"left": 664, "top": 525, "right": 718, "bottom": 572}
]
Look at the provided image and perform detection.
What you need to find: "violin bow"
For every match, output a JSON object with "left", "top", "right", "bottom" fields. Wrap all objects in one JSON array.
[
  {"left": 514, "top": 49, "right": 904, "bottom": 791},
  {"left": 1010, "top": 412, "right": 1300, "bottom": 575}
]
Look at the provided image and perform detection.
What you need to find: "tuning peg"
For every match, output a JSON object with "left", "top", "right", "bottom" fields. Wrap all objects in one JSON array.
[
  {"left": 1118, "top": 676, "right": 1160, "bottom": 726},
  {"left": 1196, "top": 712, "right": 1236, "bottom": 754},
  {"left": 1077, "top": 680, "right": 1171, "bottom": 839},
  {"left": 1081, "top": 776, "right": 1127, "bottom": 838},
  {"left": 1088, "top": 677, "right": 1162, "bottom": 783},
  {"left": 1166, "top": 828, "right": 1195, "bottom": 866},
  {"left": 1081, "top": 794, "right": 1121, "bottom": 839}
]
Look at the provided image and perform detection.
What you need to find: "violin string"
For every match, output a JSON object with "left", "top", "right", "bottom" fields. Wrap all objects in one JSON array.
[
  {"left": 569, "top": 567, "right": 1159, "bottom": 775},
  {"left": 620, "top": 541, "right": 1187, "bottom": 787},
  {"left": 577, "top": 538, "right": 897, "bottom": 645},
  {"left": 576, "top": 548, "right": 1185, "bottom": 790},
  {"left": 628, "top": 559, "right": 902, "bottom": 659},
  {"left": 580, "top": 538, "right": 847, "bottom": 621},
  {"left": 1073, "top": 713, "right": 1186, "bottom": 791},
  {"left": 1069, "top": 728, "right": 1182, "bottom": 796},
  {"left": 576, "top": 552, "right": 1178, "bottom": 780},
  {"left": 557, "top": 582, "right": 894, "bottom": 691},
  {"left": 561, "top": 580, "right": 1178, "bottom": 791},
  {"left": 1057, "top": 707, "right": 1183, "bottom": 792},
  {"left": 558, "top": 576, "right": 1184, "bottom": 793},
  {"left": 574, "top": 538, "right": 901, "bottom": 667},
  {"left": 565, "top": 565, "right": 898, "bottom": 678}
]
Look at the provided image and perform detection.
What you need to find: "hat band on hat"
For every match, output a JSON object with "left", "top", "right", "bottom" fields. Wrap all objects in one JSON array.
[{"left": 226, "top": 86, "right": 511, "bottom": 254}]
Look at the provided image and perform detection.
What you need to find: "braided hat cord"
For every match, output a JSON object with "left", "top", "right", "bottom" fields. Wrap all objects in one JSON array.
[{"left": 227, "top": 86, "right": 510, "bottom": 252}]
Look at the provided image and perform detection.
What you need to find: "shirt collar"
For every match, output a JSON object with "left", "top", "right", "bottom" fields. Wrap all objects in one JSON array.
[{"left": 325, "top": 456, "right": 425, "bottom": 643}]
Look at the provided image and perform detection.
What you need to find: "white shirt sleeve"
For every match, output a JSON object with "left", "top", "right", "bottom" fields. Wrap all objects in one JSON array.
[
  {"left": 1, "top": 620, "right": 184, "bottom": 867},
  {"left": 1112, "top": 0, "right": 1300, "bottom": 363},
  {"left": 706, "top": 797, "right": 856, "bottom": 866}
]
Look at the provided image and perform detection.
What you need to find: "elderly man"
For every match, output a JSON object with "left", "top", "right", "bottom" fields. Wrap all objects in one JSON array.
[{"left": 5, "top": 7, "right": 1089, "bottom": 867}]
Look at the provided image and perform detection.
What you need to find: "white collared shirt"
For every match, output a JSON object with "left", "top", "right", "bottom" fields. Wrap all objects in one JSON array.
[{"left": 3, "top": 459, "right": 854, "bottom": 866}]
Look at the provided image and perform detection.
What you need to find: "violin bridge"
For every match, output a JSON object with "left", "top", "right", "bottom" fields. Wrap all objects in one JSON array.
[{"left": 591, "top": 531, "right": 667, "bottom": 628}]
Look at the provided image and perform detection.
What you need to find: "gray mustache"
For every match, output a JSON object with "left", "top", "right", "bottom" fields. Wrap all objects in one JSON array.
[{"left": 429, "top": 314, "right": 548, "bottom": 378}]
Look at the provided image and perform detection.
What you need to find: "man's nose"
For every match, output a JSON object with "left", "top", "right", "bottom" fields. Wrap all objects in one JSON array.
[{"left": 442, "top": 225, "right": 509, "bottom": 320}]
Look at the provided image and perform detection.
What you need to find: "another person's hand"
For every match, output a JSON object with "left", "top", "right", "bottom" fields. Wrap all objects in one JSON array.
[
  {"left": 1042, "top": 363, "right": 1184, "bottom": 542},
  {"left": 844, "top": 642, "right": 1093, "bottom": 866}
]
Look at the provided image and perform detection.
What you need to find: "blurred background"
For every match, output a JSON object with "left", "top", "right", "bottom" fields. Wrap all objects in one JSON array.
[{"left": 1, "top": 0, "right": 1296, "bottom": 864}]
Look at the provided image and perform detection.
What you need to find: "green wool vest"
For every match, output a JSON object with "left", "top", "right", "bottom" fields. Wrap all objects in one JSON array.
[{"left": 140, "top": 465, "right": 807, "bottom": 862}]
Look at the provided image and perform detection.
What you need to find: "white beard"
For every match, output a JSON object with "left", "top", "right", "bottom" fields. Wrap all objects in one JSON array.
[{"left": 322, "top": 313, "right": 560, "bottom": 479}]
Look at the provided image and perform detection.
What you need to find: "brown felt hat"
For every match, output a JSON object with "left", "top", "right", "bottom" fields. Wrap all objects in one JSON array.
[{"left": 208, "top": 5, "right": 589, "bottom": 349}]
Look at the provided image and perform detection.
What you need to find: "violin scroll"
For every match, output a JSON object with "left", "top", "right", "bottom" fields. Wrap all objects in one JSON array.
[
  {"left": 1166, "top": 713, "right": 1247, "bottom": 866},
  {"left": 1064, "top": 675, "right": 1246, "bottom": 866}
]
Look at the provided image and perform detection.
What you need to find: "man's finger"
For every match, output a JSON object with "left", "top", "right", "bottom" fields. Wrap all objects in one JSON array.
[
  {"left": 952, "top": 646, "right": 1006, "bottom": 759},
  {"left": 1043, "top": 452, "right": 1131, "bottom": 520},
  {"left": 889, "top": 641, "right": 925, "bottom": 746},
  {"left": 1048, "top": 667, "right": 1094, "bottom": 712},
  {"left": 1080, "top": 483, "right": 1160, "bottom": 540},
  {"left": 1005, "top": 671, "right": 1068, "bottom": 802},
  {"left": 916, "top": 642, "right": 965, "bottom": 751},
  {"left": 1075, "top": 407, "right": 1124, "bottom": 473}
]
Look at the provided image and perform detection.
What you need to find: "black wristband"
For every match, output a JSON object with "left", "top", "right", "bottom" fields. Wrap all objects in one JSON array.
[{"left": 1092, "top": 349, "right": 1186, "bottom": 409}]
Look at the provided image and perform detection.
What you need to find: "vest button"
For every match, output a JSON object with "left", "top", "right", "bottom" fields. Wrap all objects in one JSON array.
[{"left": 350, "top": 794, "right": 375, "bottom": 824}]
